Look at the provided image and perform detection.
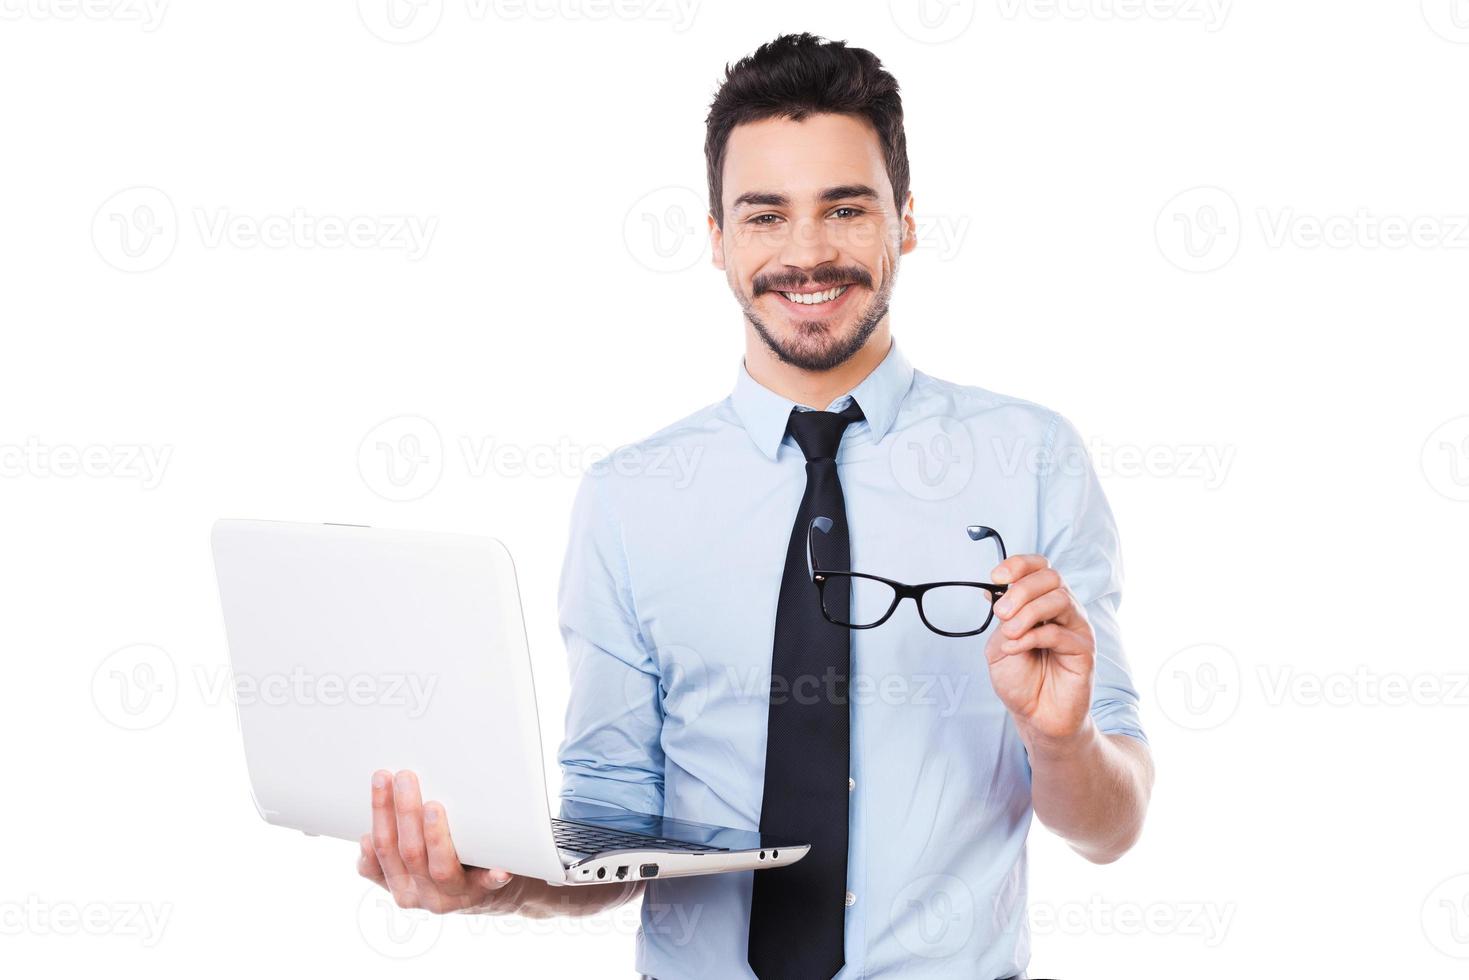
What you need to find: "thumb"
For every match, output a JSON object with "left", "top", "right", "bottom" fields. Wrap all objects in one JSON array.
[{"left": 470, "top": 867, "right": 515, "bottom": 891}]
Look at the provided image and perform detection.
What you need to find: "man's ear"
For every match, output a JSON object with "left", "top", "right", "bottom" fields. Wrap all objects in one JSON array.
[
  {"left": 899, "top": 191, "right": 918, "bottom": 256},
  {"left": 709, "top": 211, "right": 725, "bottom": 270}
]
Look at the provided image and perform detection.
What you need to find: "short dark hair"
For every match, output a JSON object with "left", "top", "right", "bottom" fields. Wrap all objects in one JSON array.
[{"left": 704, "top": 32, "right": 910, "bottom": 229}]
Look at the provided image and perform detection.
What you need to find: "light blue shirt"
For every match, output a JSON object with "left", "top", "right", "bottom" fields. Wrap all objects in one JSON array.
[{"left": 556, "top": 338, "right": 1146, "bottom": 979}]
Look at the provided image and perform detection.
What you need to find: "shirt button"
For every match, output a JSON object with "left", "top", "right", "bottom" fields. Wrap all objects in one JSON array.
[
  {"left": 848, "top": 777, "right": 855, "bottom": 792},
  {"left": 844, "top": 891, "right": 857, "bottom": 907}
]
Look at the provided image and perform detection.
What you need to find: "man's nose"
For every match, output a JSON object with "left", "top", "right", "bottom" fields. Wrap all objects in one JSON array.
[{"left": 777, "top": 215, "right": 842, "bottom": 268}]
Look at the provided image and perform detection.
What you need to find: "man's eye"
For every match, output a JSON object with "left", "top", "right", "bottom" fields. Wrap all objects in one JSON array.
[
  {"left": 748, "top": 214, "right": 782, "bottom": 226},
  {"left": 831, "top": 207, "right": 864, "bottom": 219}
]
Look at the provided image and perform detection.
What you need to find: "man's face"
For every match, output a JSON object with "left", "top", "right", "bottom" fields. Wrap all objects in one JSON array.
[{"left": 711, "top": 112, "right": 916, "bottom": 372}]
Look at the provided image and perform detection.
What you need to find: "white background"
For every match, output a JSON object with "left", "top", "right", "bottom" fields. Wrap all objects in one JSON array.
[{"left": 3, "top": 1, "right": 1468, "bottom": 977}]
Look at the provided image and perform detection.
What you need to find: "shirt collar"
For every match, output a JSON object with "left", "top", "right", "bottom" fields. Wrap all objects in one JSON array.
[{"left": 730, "top": 338, "right": 915, "bottom": 461}]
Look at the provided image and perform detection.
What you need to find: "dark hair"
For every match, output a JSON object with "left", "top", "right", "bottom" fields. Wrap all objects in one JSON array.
[{"left": 704, "top": 32, "right": 910, "bottom": 229}]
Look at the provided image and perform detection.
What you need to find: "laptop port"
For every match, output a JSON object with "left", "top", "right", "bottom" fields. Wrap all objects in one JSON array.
[
  {"left": 616, "top": 866, "right": 629, "bottom": 880},
  {"left": 596, "top": 867, "right": 606, "bottom": 879},
  {"left": 640, "top": 863, "right": 659, "bottom": 878}
]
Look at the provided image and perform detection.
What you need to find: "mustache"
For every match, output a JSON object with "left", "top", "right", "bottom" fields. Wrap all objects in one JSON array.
[{"left": 753, "top": 268, "right": 872, "bottom": 296}]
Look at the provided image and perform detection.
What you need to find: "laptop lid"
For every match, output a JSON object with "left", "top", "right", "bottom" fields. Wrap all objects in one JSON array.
[{"left": 210, "top": 519, "right": 566, "bottom": 882}]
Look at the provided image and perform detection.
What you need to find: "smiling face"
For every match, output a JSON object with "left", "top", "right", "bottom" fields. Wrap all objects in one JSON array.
[{"left": 711, "top": 112, "right": 916, "bottom": 372}]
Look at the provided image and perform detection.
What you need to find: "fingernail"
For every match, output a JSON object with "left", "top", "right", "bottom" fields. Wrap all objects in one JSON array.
[
  {"left": 424, "top": 806, "right": 439, "bottom": 824},
  {"left": 394, "top": 772, "right": 411, "bottom": 794},
  {"left": 372, "top": 772, "right": 387, "bottom": 789},
  {"left": 494, "top": 871, "right": 511, "bottom": 884},
  {"left": 996, "top": 599, "right": 1013, "bottom": 615}
]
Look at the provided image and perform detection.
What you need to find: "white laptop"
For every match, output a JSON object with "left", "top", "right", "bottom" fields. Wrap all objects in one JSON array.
[{"left": 210, "top": 519, "right": 809, "bottom": 886}]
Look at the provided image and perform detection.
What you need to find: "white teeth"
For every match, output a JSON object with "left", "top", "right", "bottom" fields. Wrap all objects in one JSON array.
[{"left": 779, "top": 285, "right": 849, "bottom": 305}]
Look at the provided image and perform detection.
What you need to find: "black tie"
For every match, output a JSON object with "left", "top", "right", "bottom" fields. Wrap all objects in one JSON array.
[{"left": 748, "top": 399, "right": 864, "bottom": 980}]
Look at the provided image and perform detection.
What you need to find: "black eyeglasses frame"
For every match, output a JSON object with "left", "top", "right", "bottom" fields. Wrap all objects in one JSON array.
[{"left": 806, "top": 516, "right": 1011, "bottom": 638}]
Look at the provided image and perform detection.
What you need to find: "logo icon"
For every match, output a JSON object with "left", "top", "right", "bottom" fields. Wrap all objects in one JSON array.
[
  {"left": 890, "top": 416, "right": 975, "bottom": 502},
  {"left": 623, "top": 186, "right": 708, "bottom": 273},
  {"left": 1423, "top": 873, "right": 1469, "bottom": 958},
  {"left": 1421, "top": 415, "right": 1469, "bottom": 502},
  {"left": 891, "top": 873, "right": 976, "bottom": 959},
  {"left": 1156, "top": 186, "right": 1241, "bottom": 273},
  {"left": 1422, "top": 0, "right": 1469, "bottom": 43},
  {"left": 358, "top": 415, "right": 444, "bottom": 502},
  {"left": 356, "top": 885, "right": 443, "bottom": 958},
  {"left": 92, "top": 186, "right": 178, "bottom": 273},
  {"left": 889, "top": 0, "right": 977, "bottom": 44},
  {"left": 1155, "top": 642, "right": 1240, "bottom": 730},
  {"left": 92, "top": 643, "right": 178, "bottom": 730},
  {"left": 357, "top": 0, "right": 444, "bottom": 44}
]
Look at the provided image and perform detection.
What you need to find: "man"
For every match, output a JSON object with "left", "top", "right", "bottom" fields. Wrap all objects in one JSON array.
[{"left": 358, "top": 32, "right": 1153, "bottom": 979}]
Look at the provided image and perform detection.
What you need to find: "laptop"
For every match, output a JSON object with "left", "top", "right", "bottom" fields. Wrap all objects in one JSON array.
[{"left": 210, "top": 518, "right": 809, "bottom": 886}]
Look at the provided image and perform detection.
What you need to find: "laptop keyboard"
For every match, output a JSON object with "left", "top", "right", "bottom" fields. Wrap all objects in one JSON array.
[{"left": 551, "top": 818, "right": 729, "bottom": 855}]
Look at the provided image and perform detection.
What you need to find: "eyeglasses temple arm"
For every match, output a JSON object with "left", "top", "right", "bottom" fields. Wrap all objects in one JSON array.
[
  {"left": 807, "top": 515, "right": 833, "bottom": 581},
  {"left": 965, "top": 524, "right": 1007, "bottom": 562}
]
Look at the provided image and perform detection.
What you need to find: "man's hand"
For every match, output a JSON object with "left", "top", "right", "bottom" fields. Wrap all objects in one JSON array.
[
  {"left": 984, "top": 555, "right": 1152, "bottom": 863},
  {"left": 358, "top": 770, "right": 517, "bottom": 914},
  {"left": 984, "top": 554, "right": 1096, "bottom": 747},
  {"left": 357, "top": 769, "right": 644, "bottom": 919}
]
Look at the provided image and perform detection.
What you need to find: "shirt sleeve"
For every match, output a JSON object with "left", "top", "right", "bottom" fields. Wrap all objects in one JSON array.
[
  {"left": 554, "top": 467, "right": 667, "bottom": 815},
  {"left": 1036, "top": 411, "right": 1148, "bottom": 745}
]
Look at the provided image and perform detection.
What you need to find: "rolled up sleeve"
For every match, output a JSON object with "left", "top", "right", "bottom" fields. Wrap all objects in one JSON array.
[
  {"left": 555, "top": 468, "right": 667, "bottom": 815},
  {"left": 1036, "top": 411, "right": 1148, "bottom": 746}
]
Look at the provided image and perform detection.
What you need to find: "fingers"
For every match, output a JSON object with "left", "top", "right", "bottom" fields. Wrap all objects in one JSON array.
[
  {"left": 469, "top": 866, "right": 516, "bottom": 895},
  {"left": 422, "top": 801, "right": 468, "bottom": 892},
  {"left": 358, "top": 833, "right": 386, "bottom": 886},
  {"left": 993, "top": 565, "right": 1073, "bottom": 628},
  {"left": 992, "top": 553, "right": 1048, "bottom": 586},
  {"left": 998, "top": 587, "right": 1072, "bottom": 640},
  {"left": 393, "top": 771, "right": 431, "bottom": 880},
  {"left": 368, "top": 769, "right": 519, "bottom": 914},
  {"left": 370, "top": 770, "right": 411, "bottom": 889},
  {"left": 419, "top": 799, "right": 519, "bottom": 899},
  {"left": 989, "top": 622, "right": 1090, "bottom": 665},
  {"left": 992, "top": 564, "right": 1059, "bottom": 613}
]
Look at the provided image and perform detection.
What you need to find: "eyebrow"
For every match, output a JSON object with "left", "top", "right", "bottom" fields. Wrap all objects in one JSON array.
[{"left": 729, "top": 184, "right": 881, "bottom": 214}]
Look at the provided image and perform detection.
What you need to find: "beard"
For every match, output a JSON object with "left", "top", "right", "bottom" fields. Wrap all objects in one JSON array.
[{"left": 739, "top": 261, "right": 896, "bottom": 373}]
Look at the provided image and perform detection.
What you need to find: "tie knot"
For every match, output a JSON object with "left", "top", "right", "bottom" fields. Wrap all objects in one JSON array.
[{"left": 787, "top": 400, "right": 865, "bottom": 462}]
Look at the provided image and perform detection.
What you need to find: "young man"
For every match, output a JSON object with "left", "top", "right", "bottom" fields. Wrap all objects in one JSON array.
[{"left": 358, "top": 32, "right": 1153, "bottom": 979}]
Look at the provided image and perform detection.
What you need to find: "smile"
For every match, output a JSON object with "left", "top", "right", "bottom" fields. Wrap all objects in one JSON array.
[{"left": 773, "top": 284, "right": 852, "bottom": 308}]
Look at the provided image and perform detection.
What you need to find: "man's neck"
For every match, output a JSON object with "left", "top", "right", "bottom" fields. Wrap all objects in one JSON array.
[{"left": 743, "top": 325, "right": 892, "bottom": 410}]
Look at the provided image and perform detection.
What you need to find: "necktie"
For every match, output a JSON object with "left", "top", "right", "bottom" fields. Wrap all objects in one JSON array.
[{"left": 748, "top": 398, "right": 865, "bottom": 980}]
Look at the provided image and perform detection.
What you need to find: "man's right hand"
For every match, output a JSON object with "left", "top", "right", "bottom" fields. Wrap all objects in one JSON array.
[{"left": 358, "top": 769, "right": 518, "bottom": 914}]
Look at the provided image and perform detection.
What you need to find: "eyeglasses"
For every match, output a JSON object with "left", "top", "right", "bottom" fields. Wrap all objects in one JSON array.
[{"left": 806, "top": 516, "right": 1010, "bottom": 637}]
